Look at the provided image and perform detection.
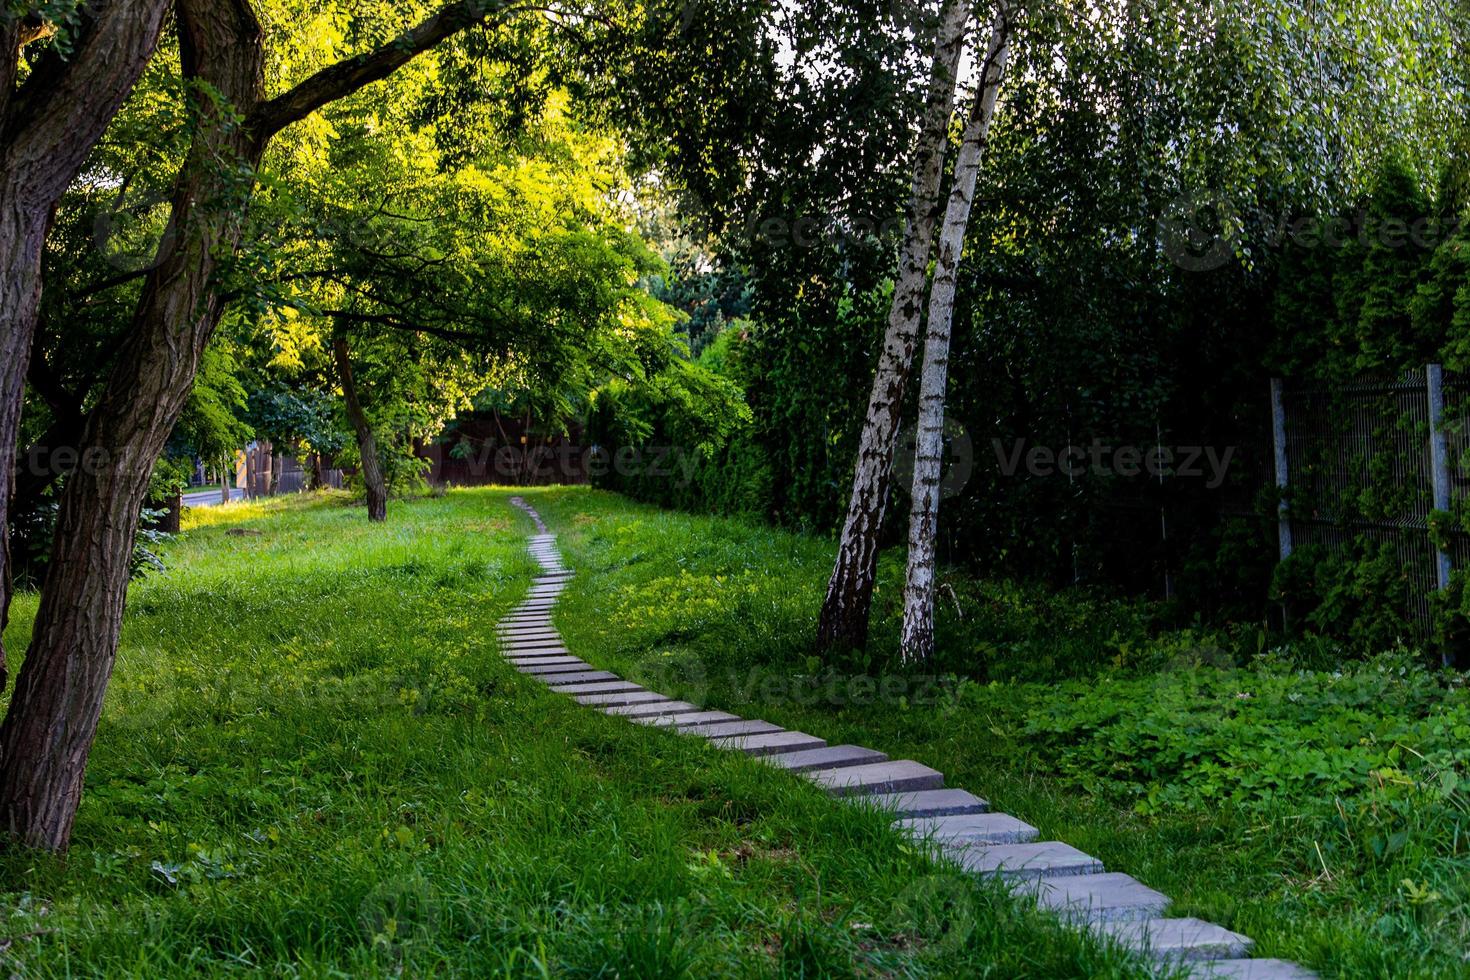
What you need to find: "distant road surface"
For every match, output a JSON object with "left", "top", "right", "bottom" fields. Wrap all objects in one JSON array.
[{"left": 182, "top": 487, "right": 245, "bottom": 508}]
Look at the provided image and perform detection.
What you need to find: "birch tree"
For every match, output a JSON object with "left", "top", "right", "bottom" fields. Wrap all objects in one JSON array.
[
  {"left": 900, "top": 4, "right": 1014, "bottom": 663},
  {"left": 815, "top": 0, "right": 972, "bottom": 654}
]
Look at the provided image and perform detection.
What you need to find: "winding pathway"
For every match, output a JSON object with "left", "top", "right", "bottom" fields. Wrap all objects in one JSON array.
[{"left": 502, "top": 498, "right": 1314, "bottom": 980}]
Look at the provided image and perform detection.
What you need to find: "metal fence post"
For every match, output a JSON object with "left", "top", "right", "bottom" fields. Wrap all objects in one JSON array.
[
  {"left": 1427, "top": 364, "right": 1453, "bottom": 589},
  {"left": 1270, "top": 378, "right": 1292, "bottom": 560}
]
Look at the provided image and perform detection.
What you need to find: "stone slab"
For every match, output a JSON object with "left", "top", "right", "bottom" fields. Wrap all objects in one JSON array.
[
  {"left": 677, "top": 719, "right": 783, "bottom": 739},
  {"left": 806, "top": 759, "right": 943, "bottom": 796},
  {"left": 501, "top": 640, "right": 569, "bottom": 651},
  {"left": 502, "top": 650, "right": 573, "bottom": 661},
  {"left": 946, "top": 840, "right": 1102, "bottom": 879},
  {"left": 554, "top": 680, "right": 645, "bottom": 696},
  {"left": 646, "top": 711, "right": 742, "bottom": 728},
  {"left": 709, "top": 731, "right": 827, "bottom": 756},
  {"left": 898, "top": 812, "right": 1038, "bottom": 845},
  {"left": 539, "top": 670, "right": 623, "bottom": 686},
  {"left": 514, "top": 661, "right": 593, "bottom": 674},
  {"left": 575, "top": 690, "right": 669, "bottom": 707},
  {"left": 603, "top": 700, "right": 699, "bottom": 718},
  {"left": 766, "top": 745, "right": 889, "bottom": 774},
  {"left": 1029, "top": 873, "right": 1170, "bottom": 924},
  {"left": 851, "top": 788, "right": 989, "bottom": 818},
  {"left": 1189, "top": 960, "right": 1316, "bottom": 979},
  {"left": 1096, "top": 917, "right": 1253, "bottom": 962}
]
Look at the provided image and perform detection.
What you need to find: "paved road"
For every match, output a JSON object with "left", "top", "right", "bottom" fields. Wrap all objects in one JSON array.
[{"left": 182, "top": 487, "right": 245, "bottom": 508}]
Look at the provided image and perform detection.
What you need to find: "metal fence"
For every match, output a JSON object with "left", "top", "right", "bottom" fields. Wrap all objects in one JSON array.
[{"left": 1272, "top": 366, "right": 1470, "bottom": 640}]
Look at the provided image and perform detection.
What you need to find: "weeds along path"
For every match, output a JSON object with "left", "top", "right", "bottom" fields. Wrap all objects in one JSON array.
[{"left": 501, "top": 498, "right": 1314, "bottom": 980}]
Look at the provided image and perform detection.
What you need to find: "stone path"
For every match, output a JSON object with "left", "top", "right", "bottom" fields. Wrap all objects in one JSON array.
[{"left": 502, "top": 498, "right": 1315, "bottom": 980}]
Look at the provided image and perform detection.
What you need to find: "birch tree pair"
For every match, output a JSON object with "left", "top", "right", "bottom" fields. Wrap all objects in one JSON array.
[{"left": 817, "top": 0, "right": 1016, "bottom": 661}]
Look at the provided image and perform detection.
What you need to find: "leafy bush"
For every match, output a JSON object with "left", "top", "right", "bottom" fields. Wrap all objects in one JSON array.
[{"left": 1009, "top": 652, "right": 1466, "bottom": 812}]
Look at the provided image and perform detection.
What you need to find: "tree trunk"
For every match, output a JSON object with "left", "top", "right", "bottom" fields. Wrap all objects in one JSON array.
[
  {"left": 0, "top": 0, "right": 266, "bottom": 851},
  {"left": 0, "top": 205, "right": 45, "bottom": 693},
  {"left": 815, "top": 0, "right": 972, "bottom": 655},
  {"left": 901, "top": 10, "right": 1014, "bottom": 663},
  {"left": 261, "top": 440, "right": 275, "bottom": 496},
  {"left": 333, "top": 337, "right": 388, "bottom": 522},
  {"left": 0, "top": 0, "right": 171, "bottom": 690},
  {"left": 0, "top": 0, "right": 513, "bottom": 852},
  {"left": 222, "top": 456, "right": 232, "bottom": 504}
]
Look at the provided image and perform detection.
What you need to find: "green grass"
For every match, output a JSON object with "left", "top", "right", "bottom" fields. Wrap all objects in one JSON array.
[
  {"left": 531, "top": 486, "right": 1470, "bottom": 980},
  {"left": 0, "top": 488, "right": 1150, "bottom": 977}
]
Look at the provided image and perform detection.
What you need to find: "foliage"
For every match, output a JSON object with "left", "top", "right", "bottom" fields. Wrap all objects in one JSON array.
[
  {"left": 1270, "top": 541, "right": 1420, "bottom": 652},
  {"left": 594, "top": 0, "right": 1470, "bottom": 642}
]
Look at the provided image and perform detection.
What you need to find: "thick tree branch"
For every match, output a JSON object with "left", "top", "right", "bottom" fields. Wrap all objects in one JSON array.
[
  {"left": 249, "top": 0, "right": 517, "bottom": 139},
  {"left": 324, "top": 308, "right": 489, "bottom": 345},
  {"left": 2, "top": 0, "right": 170, "bottom": 205}
]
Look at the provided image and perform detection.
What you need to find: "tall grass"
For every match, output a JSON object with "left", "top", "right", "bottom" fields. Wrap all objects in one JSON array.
[
  {"left": 0, "top": 489, "right": 1146, "bottom": 977},
  {"left": 537, "top": 486, "right": 1470, "bottom": 979}
]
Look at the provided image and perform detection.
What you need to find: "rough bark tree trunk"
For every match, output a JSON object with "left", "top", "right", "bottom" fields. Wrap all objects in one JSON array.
[
  {"left": 0, "top": 205, "right": 42, "bottom": 693},
  {"left": 0, "top": 0, "right": 171, "bottom": 690},
  {"left": 333, "top": 337, "right": 388, "bottom": 522},
  {"left": 0, "top": 0, "right": 515, "bottom": 852},
  {"left": 901, "top": 10, "right": 1014, "bottom": 663},
  {"left": 0, "top": 0, "right": 265, "bottom": 850},
  {"left": 815, "top": 0, "right": 972, "bottom": 655}
]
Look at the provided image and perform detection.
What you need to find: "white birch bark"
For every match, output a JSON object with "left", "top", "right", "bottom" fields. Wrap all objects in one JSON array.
[
  {"left": 901, "top": 7, "right": 1014, "bottom": 663},
  {"left": 816, "top": 0, "right": 973, "bottom": 653}
]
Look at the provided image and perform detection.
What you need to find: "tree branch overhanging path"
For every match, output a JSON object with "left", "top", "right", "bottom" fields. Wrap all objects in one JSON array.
[{"left": 0, "top": 0, "right": 530, "bottom": 852}]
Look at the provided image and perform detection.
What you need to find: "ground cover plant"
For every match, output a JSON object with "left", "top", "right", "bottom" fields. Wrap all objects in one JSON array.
[
  {"left": 0, "top": 489, "right": 1152, "bottom": 977},
  {"left": 536, "top": 486, "right": 1470, "bottom": 979}
]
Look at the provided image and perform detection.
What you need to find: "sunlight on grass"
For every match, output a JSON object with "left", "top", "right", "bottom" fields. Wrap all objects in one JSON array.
[{"left": 0, "top": 488, "right": 1147, "bottom": 977}]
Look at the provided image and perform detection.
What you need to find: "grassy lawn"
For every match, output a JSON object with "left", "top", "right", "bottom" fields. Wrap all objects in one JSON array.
[
  {"left": 531, "top": 486, "right": 1470, "bottom": 980},
  {"left": 0, "top": 488, "right": 1149, "bottom": 977}
]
